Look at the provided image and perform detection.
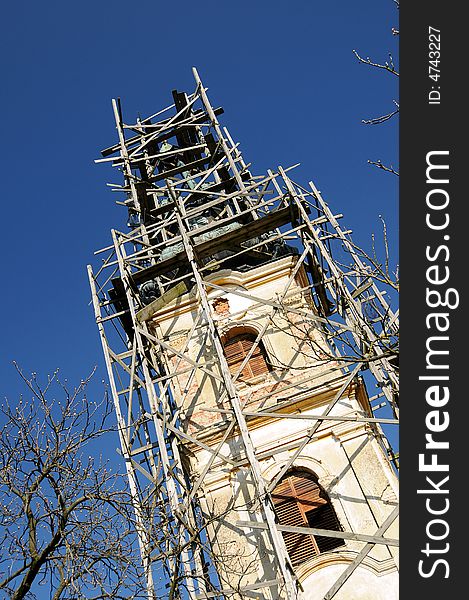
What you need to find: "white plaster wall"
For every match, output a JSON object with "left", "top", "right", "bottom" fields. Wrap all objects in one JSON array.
[{"left": 300, "top": 564, "right": 398, "bottom": 600}]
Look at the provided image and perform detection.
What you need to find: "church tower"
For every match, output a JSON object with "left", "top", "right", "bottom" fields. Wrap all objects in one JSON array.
[{"left": 89, "top": 69, "right": 399, "bottom": 600}]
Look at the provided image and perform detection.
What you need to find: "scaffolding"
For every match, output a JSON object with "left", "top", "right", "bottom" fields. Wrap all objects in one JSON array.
[{"left": 88, "top": 68, "right": 399, "bottom": 600}]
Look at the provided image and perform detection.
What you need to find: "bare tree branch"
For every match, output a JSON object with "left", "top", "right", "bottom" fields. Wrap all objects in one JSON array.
[
  {"left": 352, "top": 50, "right": 399, "bottom": 77},
  {"left": 362, "top": 100, "right": 399, "bottom": 126},
  {"left": 367, "top": 159, "right": 399, "bottom": 176},
  {"left": 353, "top": 0, "right": 399, "bottom": 175},
  {"left": 0, "top": 367, "right": 146, "bottom": 599}
]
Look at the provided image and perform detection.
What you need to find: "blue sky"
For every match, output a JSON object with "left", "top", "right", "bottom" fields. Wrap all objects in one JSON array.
[
  {"left": 0, "top": 2, "right": 398, "bottom": 596},
  {"left": 0, "top": 1, "right": 398, "bottom": 425}
]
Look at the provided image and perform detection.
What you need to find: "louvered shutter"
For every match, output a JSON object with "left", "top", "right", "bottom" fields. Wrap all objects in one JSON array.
[
  {"left": 223, "top": 334, "right": 269, "bottom": 380},
  {"left": 224, "top": 338, "right": 246, "bottom": 373},
  {"left": 306, "top": 503, "right": 344, "bottom": 553},
  {"left": 274, "top": 497, "right": 317, "bottom": 566},
  {"left": 292, "top": 475, "right": 326, "bottom": 511},
  {"left": 272, "top": 472, "right": 344, "bottom": 566}
]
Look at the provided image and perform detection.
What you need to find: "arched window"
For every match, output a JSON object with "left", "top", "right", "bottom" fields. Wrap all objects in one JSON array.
[
  {"left": 272, "top": 470, "right": 344, "bottom": 566},
  {"left": 222, "top": 329, "right": 270, "bottom": 381}
]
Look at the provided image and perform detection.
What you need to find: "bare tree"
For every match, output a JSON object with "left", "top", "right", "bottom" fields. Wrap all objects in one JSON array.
[
  {"left": 353, "top": 0, "right": 399, "bottom": 175},
  {"left": 0, "top": 365, "right": 145, "bottom": 600}
]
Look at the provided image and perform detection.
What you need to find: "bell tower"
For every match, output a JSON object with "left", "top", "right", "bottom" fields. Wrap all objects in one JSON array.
[{"left": 89, "top": 69, "right": 399, "bottom": 600}]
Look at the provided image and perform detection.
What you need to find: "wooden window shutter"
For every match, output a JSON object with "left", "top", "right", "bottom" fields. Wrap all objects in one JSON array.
[
  {"left": 223, "top": 333, "right": 269, "bottom": 380},
  {"left": 272, "top": 471, "right": 344, "bottom": 567},
  {"left": 275, "top": 500, "right": 317, "bottom": 565},
  {"left": 306, "top": 503, "right": 344, "bottom": 553}
]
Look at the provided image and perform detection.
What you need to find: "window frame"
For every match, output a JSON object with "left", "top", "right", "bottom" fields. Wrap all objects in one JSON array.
[
  {"left": 221, "top": 327, "right": 271, "bottom": 382},
  {"left": 272, "top": 469, "right": 344, "bottom": 566}
]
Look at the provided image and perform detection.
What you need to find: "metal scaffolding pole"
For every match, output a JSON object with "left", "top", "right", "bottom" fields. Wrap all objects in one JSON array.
[{"left": 89, "top": 70, "right": 399, "bottom": 600}]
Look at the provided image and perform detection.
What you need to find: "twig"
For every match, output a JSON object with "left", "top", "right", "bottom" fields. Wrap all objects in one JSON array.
[{"left": 367, "top": 160, "right": 399, "bottom": 176}]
